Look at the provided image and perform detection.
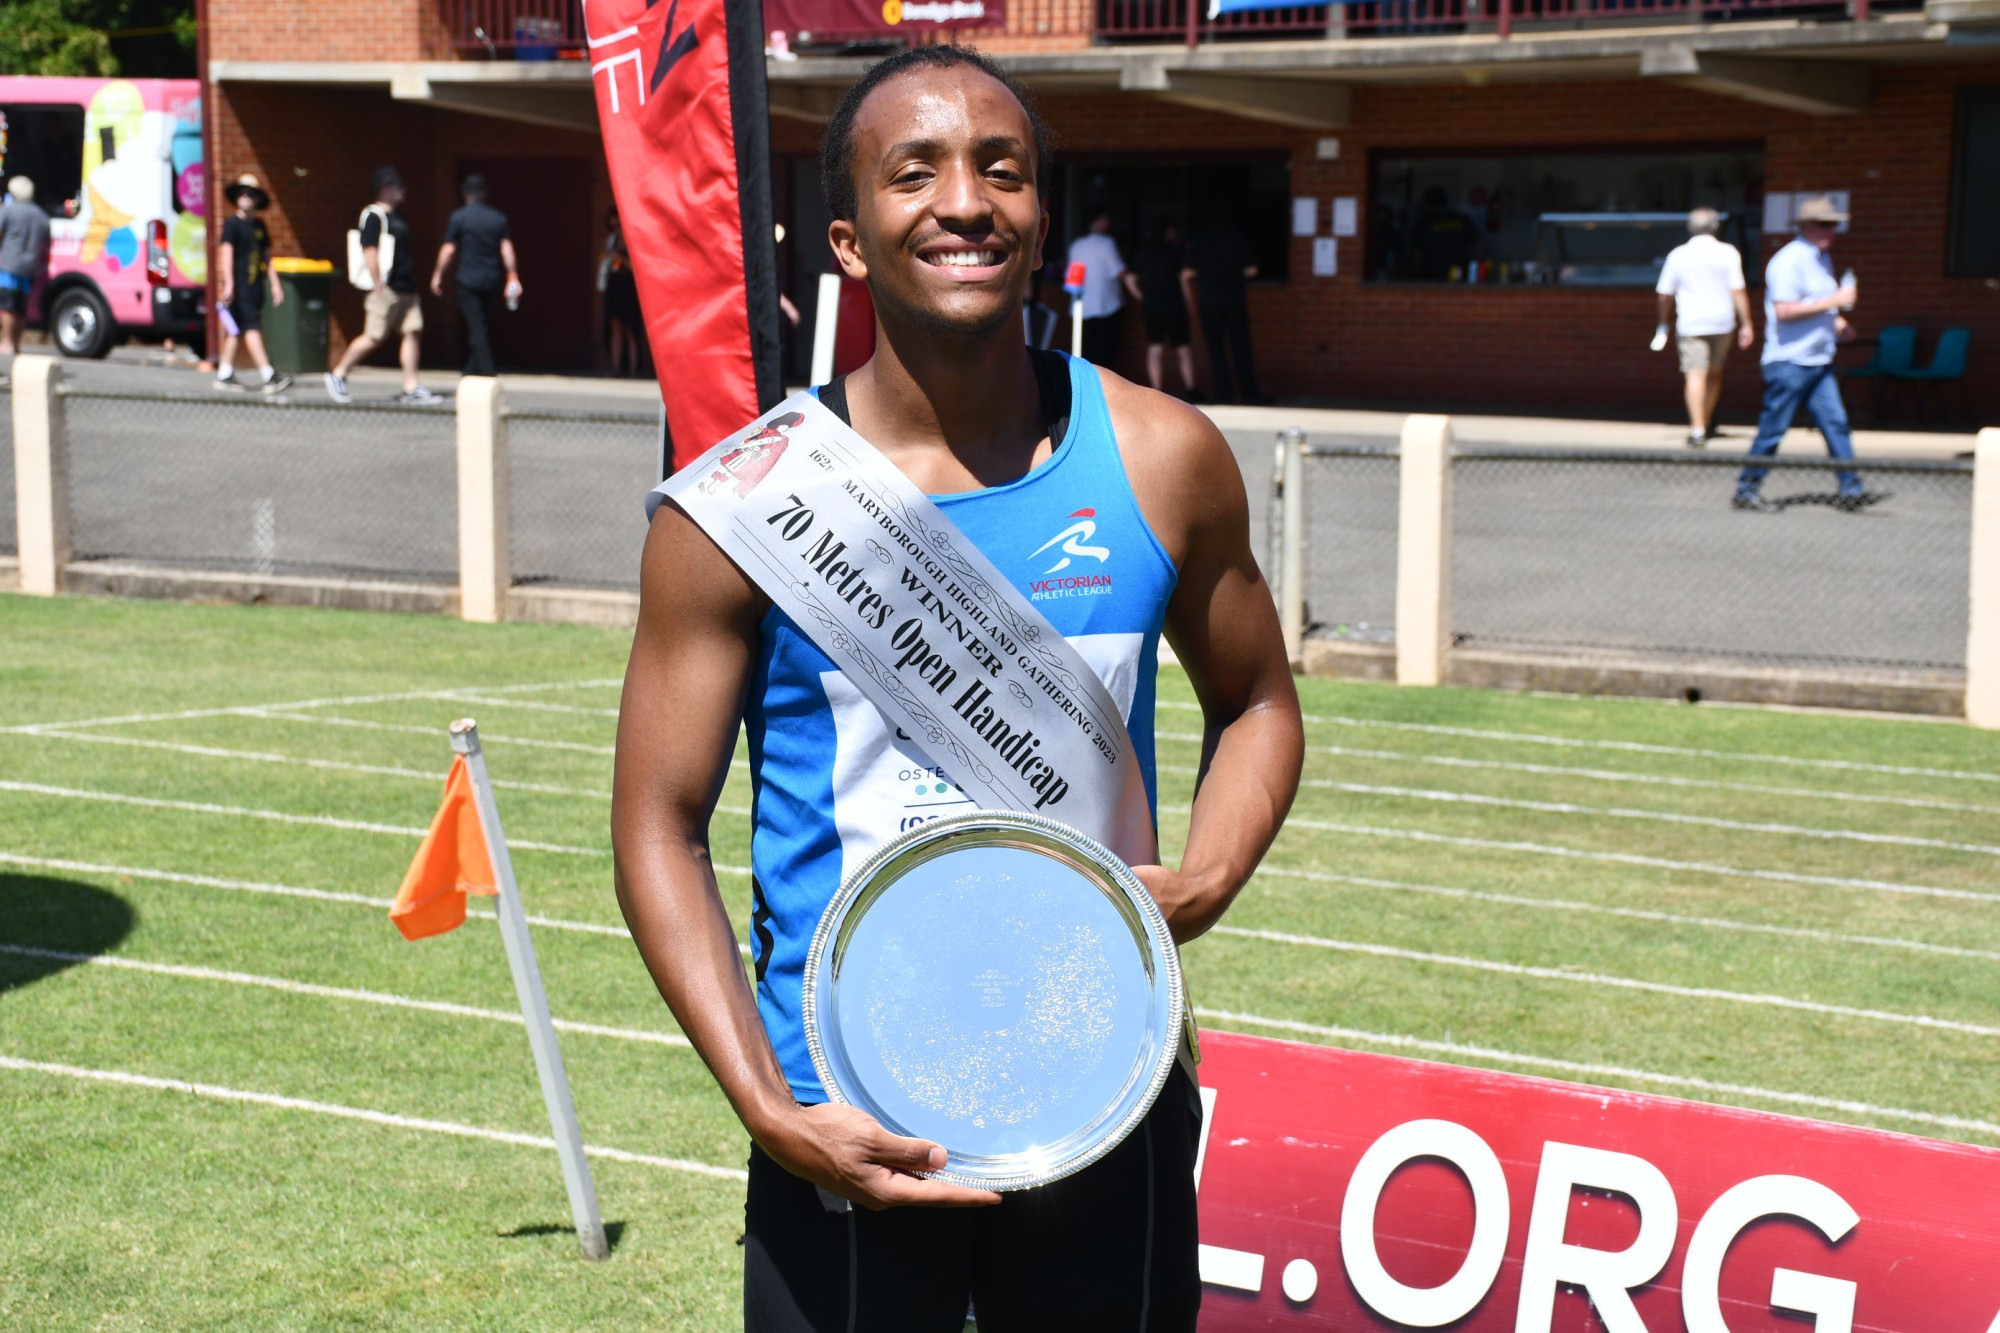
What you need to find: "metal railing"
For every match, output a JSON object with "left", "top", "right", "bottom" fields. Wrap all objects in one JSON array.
[
  {"left": 1274, "top": 431, "right": 1976, "bottom": 675},
  {"left": 1, "top": 382, "right": 15, "bottom": 560},
  {"left": 437, "top": 0, "right": 1912, "bottom": 55}
]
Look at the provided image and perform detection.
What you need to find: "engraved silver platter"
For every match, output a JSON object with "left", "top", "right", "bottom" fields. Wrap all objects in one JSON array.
[{"left": 802, "top": 811, "right": 1184, "bottom": 1192}]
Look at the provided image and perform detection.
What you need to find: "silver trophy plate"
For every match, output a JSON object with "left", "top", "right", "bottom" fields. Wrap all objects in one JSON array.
[{"left": 803, "top": 811, "right": 1185, "bottom": 1192}]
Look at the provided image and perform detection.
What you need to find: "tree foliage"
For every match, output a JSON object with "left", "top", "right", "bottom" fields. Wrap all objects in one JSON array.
[
  {"left": 0, "top": 0, "right": 119, "bottom": 76},
  {"left": 0, "top": 0, "right": 193, "bottom": 78}
]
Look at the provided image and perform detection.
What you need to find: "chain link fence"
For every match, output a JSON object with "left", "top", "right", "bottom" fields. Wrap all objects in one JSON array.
[
  {"left": 1, "top": 382, "right": 15, "bottom": 559},
  {"left": 60, "top": 389, "right": 460, "bottom": 583},
  {"left": 1450, "top": 450, "right": 1973, "bottom": 671},
  {"left": 1300, "top": 444, "right": 1400, "bottom": 644},
  {"left": 505, "top": 408, "right": 660, "bottom": 592}
]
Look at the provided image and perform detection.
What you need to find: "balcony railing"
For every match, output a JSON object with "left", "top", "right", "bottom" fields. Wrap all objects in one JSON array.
[{"left": 439, "top": 0, "right": 1912, "bottom": 56}]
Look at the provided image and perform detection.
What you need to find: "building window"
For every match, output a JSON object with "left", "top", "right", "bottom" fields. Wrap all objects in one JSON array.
[
  {"left": 1059, "top": 157, "right": 1292, "bottom": 284},
  {"left": 1949, "top": 87, "right": 2000, "bottom": 278},
  {"left": 0, "top": 103, "right": 87, "bottom": 216},
  {"left": 1369, "top": 146, "right": 1764, "bottom": 286}
]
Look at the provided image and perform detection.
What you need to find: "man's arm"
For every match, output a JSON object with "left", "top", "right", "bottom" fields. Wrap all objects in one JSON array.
[
  {"left": 216, "top": 241, "right": 235, "bottom": 304},
  {"left": 430, "top": 242, "right": 457, "bottom": 298},
  {"left": 1102, "top": 375, "right": 1305, "bottom": 941},
  {"left": 612, "top": 505, "right": 1000, "bottom": 1210},
  {"left": 1732, "top": 288, "right": 1754, "bottom": 349},
  {"left": 500, "top": 237, "right": 521, "bottom": 295},
  {"left": 1121, "top": 270, "right": 1144, "bottom": 304}
]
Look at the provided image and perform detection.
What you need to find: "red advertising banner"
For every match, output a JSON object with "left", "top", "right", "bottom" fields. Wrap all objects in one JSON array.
[
  {"left": 587, "top": 0, "right": 782, "bottom": 468},
  {"left": 764, "top": 0, "right": 1005, "bottom": 35},
  {"left": 1192, "top": 1030, "right": 2000, "bottom": 1331}
]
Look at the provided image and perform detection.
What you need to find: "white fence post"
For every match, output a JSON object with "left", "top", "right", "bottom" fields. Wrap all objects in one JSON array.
[
  {"left": 1279, "top": 427, "right": 1306, "bottom": 662},
  {"left": 810, "top": 272, "right": 841, "bottom": 387},
  {"left": 1967, "top": 428, "right": 2000, "bottom": 729},
  {"left": 1396, "top": 414, "right": 1454, "bottom": 687},
  {"left": 12, "top": 357, "right": 69, "bottom": 597},
  {"left": 456, "top": 377, "right": 510, "bottom": 623}
]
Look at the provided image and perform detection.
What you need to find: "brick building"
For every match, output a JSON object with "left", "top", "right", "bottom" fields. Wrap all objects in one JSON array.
[{"left": 204, "top": 0, "right": 2000, "bottom": 420}]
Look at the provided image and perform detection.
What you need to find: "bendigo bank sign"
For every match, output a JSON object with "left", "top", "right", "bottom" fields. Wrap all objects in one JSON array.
[{"left": 1191, "top": 1032, "right": 2000, "bottom": 1330}]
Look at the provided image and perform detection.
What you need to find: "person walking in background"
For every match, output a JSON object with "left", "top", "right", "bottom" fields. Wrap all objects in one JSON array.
[
  {"left": 326, "top": 166, "right": 435, "bottom": 406},
  {"left": 1734, "top": 196, "right": 1883, "bottom": 514},
  {"left": 601, "top": 208, "right": 644, "bottom": 377},
  {"left": 1655, "top": 207, "right": 1752, "bottom": 449},
  {"left": 1129, "top": 220, "right": 1197, "bottom": 398},
  {"left": 0, "top": 175, "right": 51, "bottom": 367},
  {"left": 1183, "top": 217, "right": 1266, "bottom": 404},
  {"left": 213, "top": 174, "right": 291, "bottom": 394},
  {"left": 431, "top": 174, "right": 520, "bottom": 378},
  {"left": 1064, "top": 210, "right": 1126, "bottom": 367}
]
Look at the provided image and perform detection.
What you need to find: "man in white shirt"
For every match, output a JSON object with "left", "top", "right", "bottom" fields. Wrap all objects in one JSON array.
[
  {"left": 1734, "top": 196, "right": 1880, "bottom": 514},
  {"left": 1065, "top": 211, "right": 1126, "bottom": 366},
  {"left": 1654, "top": 208, "right": 1753, "bottom": 449}
]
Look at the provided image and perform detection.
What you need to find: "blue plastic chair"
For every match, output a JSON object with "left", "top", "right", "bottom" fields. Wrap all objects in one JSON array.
[
  {"left": 1892, "top": 327, "right": 1971, "bottom": 425},
  {"left": 1843, "top": 324, "right": 1917, "bottom": 423}
]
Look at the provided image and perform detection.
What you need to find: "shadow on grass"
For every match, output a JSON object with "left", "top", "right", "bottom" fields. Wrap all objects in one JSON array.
[
  {"left": 498, "top": 1221, "right": 627, "bottom": 1253},
  {"left": 0, "top": 875, "right": 137, "bottom": 993}
]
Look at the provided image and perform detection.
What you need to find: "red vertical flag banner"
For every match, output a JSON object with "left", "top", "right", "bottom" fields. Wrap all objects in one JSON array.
[{"left": 587, "top": 0, "right": 783, "bottom": 468}]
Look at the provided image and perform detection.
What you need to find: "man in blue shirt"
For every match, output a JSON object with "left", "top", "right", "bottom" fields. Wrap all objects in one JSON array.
[{"left": 1734, "top": 196, "right": 1881, "bottom": 513}]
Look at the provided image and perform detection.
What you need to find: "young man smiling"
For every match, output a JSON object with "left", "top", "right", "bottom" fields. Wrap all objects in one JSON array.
[{"left": 611, "top": 46, "right": 1302, "bottom": 1332}]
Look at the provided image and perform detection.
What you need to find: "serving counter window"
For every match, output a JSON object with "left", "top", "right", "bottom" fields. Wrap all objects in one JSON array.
[{"left": 1368, "top": 147, "right": 1764, "bottom": 285}]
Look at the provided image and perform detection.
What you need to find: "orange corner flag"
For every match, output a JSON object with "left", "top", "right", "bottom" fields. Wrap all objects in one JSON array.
[{"left": 390, "top": 755, "right": 498, "bottom": 941}]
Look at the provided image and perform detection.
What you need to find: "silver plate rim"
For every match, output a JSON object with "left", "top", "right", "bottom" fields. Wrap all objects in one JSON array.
[{"left": 802, "top": 810, "right": 1185, "bottom": 1192}]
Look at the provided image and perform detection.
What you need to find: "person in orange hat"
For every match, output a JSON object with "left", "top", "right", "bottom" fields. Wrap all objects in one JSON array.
[{"left": 214, "top": 173, "right": 291, "bottom": 393}]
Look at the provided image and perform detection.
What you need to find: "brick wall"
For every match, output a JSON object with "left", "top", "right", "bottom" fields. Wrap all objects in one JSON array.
[
  {"left": 211, "top": 0, "right": 448, "bottom": 64},
  {"left": 212, "top": 83, "right": 613, "bottom": 366}
]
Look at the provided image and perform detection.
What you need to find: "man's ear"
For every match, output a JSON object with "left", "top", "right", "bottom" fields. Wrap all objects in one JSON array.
[{"left": 829, "top": 218, "right": 869, "bottom": 282}]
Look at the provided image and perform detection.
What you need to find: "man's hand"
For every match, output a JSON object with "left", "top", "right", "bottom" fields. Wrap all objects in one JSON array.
[
  {"left": 1130, "top": 862, "right": 1229, "bottom": 944},
  {"left": 1835, "top": 314, "right": 1855, "bottom": 343},
  {"left": 430, "top": 273, "right": 445, "bottom": 298},
  {"left": 217, "top": 283, "right": 233, "bottom": 307},
  {"left": 1831, "top": 284, "right": 1857, "bottom": 313},
  {"left": 271, "top": 281, "right": 285, "bottom": 308},
  {"left": 760, "top": 1102, "right": 1002, "bottom": 1211},
  {"left": 1736, "top": 324, "right": 1754, "bottom": 351}
]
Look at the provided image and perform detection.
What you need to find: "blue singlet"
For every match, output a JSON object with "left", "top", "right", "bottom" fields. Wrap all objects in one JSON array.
[{"left": 741, "top": 351, "right": 1178, "bottom": 1101}]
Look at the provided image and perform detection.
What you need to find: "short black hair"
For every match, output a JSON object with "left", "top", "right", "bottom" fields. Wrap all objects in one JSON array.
[{"left": 819, "top": 45, "right": 1052, "bottom": 224}]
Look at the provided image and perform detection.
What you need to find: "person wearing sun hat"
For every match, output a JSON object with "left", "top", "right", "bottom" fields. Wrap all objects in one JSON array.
[
  {"left": 214, "top": 172, "right": 291, "bottom": 393},
  {"left": 1734, "top": 194, "right": 1885, "bottom": 514}
]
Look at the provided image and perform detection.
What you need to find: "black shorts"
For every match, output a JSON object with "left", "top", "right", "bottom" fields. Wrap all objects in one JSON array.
[
  {"left": 743, "top": 1065, "right": 1204, "bottom": 1332},
  {"left": 227, "top": 291, "right": 264, "bottom": 333},
  {"left": 1142, "top": 300, "right": 1189, "bottom": 348}
]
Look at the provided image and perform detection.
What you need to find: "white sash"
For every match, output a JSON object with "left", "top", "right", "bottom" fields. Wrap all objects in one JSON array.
[{"left": 650, "top": 390, "right": 1158, "bottom": 867}]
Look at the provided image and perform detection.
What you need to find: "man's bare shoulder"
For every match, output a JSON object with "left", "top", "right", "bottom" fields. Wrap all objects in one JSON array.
[{"left": 1093, "top": 365, "right": 1246, "bottom": 562}]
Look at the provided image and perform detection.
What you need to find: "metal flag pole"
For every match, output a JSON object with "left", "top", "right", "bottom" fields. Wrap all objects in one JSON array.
[{"left": 448, "top": 718, "right": 610, "bottom": 1262}]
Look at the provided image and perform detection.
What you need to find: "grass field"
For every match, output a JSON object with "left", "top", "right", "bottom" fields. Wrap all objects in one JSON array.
[{"left": 2, "top": 593, "right": 1996, "bottom": 1329}]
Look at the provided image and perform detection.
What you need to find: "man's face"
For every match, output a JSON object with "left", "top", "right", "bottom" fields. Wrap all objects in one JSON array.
[
  {"left": 1801, "top": 220, "right": 1837, "bottom": 251},
  {"left": 383, "top": 182, "right": 407, "bottom": 209},
  {"left": 830, "top": 65, "right": 1048, "bottom": 341}
]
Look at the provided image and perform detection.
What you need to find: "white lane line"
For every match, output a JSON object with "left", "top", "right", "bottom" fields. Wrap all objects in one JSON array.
[
  {"left": 0, "top": 945, "right": 693, "bottom": 1049},
  {"left": 0, "top": 1056, "right": 746, "bottom": 1181},
  {"left": 0, "top": 781, "right": 604, "bottom": 856},
  {"left": 1194, "top": 1009, "right": 2000, "bottom": 1141},
  {"left": 1307, "top": 780, "right": 2000, "bottom": 858},
  {"left": 1252, "top": 864, "right": 2000, "bottom": 964},
  {"left": 1271, "top": 815, "right": 2000, "bottom": 905},
  {"left": 1, "top": 679, "right": 623, "bottom": 737},
  {"left": 1157, "top": 701, "right": 2000, "bottom": 785},
  {"left": 431, "top": 693, "right": 621, "bottom": 719},
  {"left": 12, "top": 730, "right": 615, "bottom": 800},
  {"left": 1207, "top": 926, "right": 2000, "bottom": 1038},
  {"left": 1154, "top": 731, "right": 2000, "bottom": 816},
  {"left": 246, "top": 710, "right": 618, "bottom": 756},
  {"left": 0, "top": 854, "right": 748, "bottom": 935}
]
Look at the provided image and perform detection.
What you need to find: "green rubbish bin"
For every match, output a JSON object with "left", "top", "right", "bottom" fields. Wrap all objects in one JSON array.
[{"left": 264, "top": 258, "right": 335, "bottom": 375}]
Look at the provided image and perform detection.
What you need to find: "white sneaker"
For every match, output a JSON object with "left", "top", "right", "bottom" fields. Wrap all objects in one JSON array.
[
  {"left": 398, "top": 385, "right": 440, "bottom": 405},
  {"left": 323, "top": 372, "right": 351, "bottom": 404}
]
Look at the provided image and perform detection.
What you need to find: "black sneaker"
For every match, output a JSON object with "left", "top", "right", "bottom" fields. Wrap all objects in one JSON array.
[
  {"left": 1732, "top": 493, "right": 1781, "bottom": 514},
  {"left": 1686, "top": 431, "right": 1707, "bottom": 450},
  {"left": 1833, "top": 490, "right": 1889, "bottom": 513},
  {"left": 260, "top": 373, "right": 294, "bottom": 394}
]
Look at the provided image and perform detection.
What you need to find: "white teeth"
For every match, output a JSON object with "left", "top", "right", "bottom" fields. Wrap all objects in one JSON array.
[{"left": 931, "top": 251, "right": 998, "bottom": 267}]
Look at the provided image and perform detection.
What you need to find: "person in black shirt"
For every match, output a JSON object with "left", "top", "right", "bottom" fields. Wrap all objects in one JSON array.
[
  {"left": 214, "top": 174, "right": 290, "bottom": 393},
  {"left": 1127, "top": 220, "right": 1196, "bottom": 398},
  {"left": 1182, "top": 221, "right": 1266, "bottom": 404},
  {"left": 326, "top": 166, "right": 435, "bottom": 406},
  {"left": 430, "top": 174, "right": 521, "bottom": 378}
]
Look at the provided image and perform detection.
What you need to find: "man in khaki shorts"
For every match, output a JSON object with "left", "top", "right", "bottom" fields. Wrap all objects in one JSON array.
[
  {"left": 1654, "top": 207, "right": 1752, "bottom": 448},
  {"left": 325, "top": 166, "right": 437, "bottom": 406}
]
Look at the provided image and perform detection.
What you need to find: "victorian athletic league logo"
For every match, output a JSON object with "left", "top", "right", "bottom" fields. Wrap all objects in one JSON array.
[
  {"left": 697, "top": 411, "right": 802, "bottom": 498},
  {"left": 1029, "top": 508, "right": 1113, "bottom": 602}
]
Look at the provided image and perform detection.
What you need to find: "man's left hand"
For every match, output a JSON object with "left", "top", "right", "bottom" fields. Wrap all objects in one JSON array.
[
  {"left": 1835, "top": 315, "right": 1855, "bottom": 343},
  {"left": 1736, "top": 325, "right": 1753, "bottom": 351},
  {"left": 1130, "top": 863, "right": 1228, "bottom": 945}
]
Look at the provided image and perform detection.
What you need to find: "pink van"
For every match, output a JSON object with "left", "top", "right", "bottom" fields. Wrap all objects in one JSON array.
[{"left": 0, "top": 76, "right": 206, "bottom": 357}]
